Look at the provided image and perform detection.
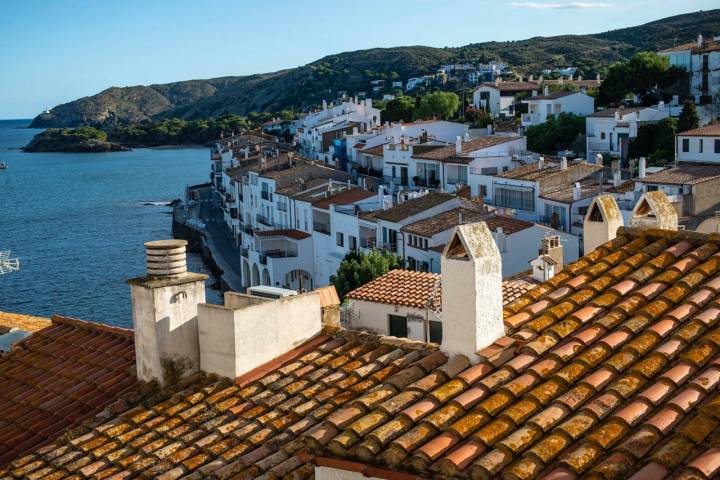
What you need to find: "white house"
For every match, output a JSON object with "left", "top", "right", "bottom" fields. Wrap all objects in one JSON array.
[
  {"left": 676, "top": 123, "right": 720, "bottom": 164},
  {"left": 585, "top": 106, "right": 669, "bottom": 163},
  {"left": 521, "top": 88, "right": 594, "bottom": 127},
  {"left": 472, "top": 81, "right": 540, "bottom": 117}
]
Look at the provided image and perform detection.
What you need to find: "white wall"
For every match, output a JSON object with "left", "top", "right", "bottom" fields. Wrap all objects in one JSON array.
[
  {"left": 676, "top": 135, "right": 720, "bottom": 163},
  {"left": 348, "top": 299, "right": 430, "bottom": 342}
]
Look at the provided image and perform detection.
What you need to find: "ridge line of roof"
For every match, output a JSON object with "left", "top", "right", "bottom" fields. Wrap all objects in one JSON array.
[
  {"left": 618, "top": 226, "right": 720, "bottom": 245},
  {"left": 51, "top": 315, "right": 134, "bottom": 339}
]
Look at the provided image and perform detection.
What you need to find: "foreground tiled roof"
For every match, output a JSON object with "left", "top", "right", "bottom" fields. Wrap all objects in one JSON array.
[
  {"left": 5, "top": 227, "right": 720, "bottom": 480},
  {"left": 640, "top": 164, "right": 720, "bottom": 186},
  {"left": 2, "top": 332, "right": 444, "bottom": 480},
  {"left": 301, "top": 227, "right": 720, "bottom": 480},
  {"left": 0, "top": 316, "right": 137, "bottom": 467},
  {"left": 0, "top": 311, "right": 51, "bottom": 334}
]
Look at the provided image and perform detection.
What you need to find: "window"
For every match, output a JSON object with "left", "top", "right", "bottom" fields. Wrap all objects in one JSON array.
[
  {"left": 349, "top": 235, "right": 357, "bottom": 251},
  {"left": 479, "top": 185, "right": 488, "bottom": 198},
  {"left": 600, "top": 132, "right": 606, "bottom": 140},
  {"left": 336, "top": 232, "right": 344, "bottom": 247},
  {"left": 429, "top": 321, "right": 442, "bottom": 344},
  {"left": 544, "top": 204, "right": 568, "bottom": 230},
  {"left": 494, "top": 184, "right": 535, "bottom": 211},
  {"left": 391, "top": 166, "right": 396, "bottom": 179},
  {"left": 699, "top": 139, "right": 704, "bottom": 154},
  {"left": 423, "top": 238, "right": 428, "bottom": 249},
  {"left": 446, "top": 165, "right": 468, "bottom": 185},
  {"left": 388, "top": 315, "right": 408, "bottom": 338},
  {"left": 715, "top": 139, "right": 720, "bottom": 154},
  {"left": 480, "top": 167, "right": 498, "bottom": 175},
  {"left": 682, "top": 138, "right": 690, "bottom": 153}
]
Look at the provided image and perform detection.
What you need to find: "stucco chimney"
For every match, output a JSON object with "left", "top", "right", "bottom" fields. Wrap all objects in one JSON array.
[
  {"left": 560, "top": 157, "right": 568, "bottom": 171},
  {"left": 583, "top": 195, "right": 623, "bottom": 253},
  {"left": 613, "top": 170, "right": 622, "bottom": 187},
  {"left": 538, "top": 156, "right": 545, "bottom": 170},
  {"left": 455, "top": 136, "right": 462, "bottom": 154},
  {"left": 595, "top": 153, "right": 604, "bottom": 165},
  {"left": 541, "top": 235, "right": 563, "bottom": 270},
  {"left": 630, "top": 191, "right": 678, "bottom": 231},
  {"left": 128, "top": 240, "right": 208, "bottom": 385},
  {"left": 440, "top": 223, "right": 504, "bottom": 359},
  {"left": 197, "top": 291, "right": 322, "bottom": 379},
  {"left": 638, "top": 157, "right": 647, "bottom": 179},
  {"left": 572, "top": 182, "right": 582, "bottom": 201},
  {"left": 322, "top": 99, "right": 328, "bottom": 111},
  {"left": 544, "top": 85, "right": 550, "bottom": 96},
  {"left": 378, "top": 185, "right": 386, "bottom": 210},
  {"left": 698, "top": 34, "right": 704, "bottom": 48}
]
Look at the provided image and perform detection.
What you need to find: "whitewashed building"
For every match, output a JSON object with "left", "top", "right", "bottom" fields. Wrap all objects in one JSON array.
[
  {"left": 521, "top": 89, "right": 595, "bottom": 127},
  {"left": 472, "top": 81, "right": 540, "bottom": 116}
]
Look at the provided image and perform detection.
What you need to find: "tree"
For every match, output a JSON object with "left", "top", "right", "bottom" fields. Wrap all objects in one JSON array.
[
  {"left": 330, "top": 250, "right": 404, "bottom": 302},
  {"left": 526, "top": 113, "right": 586, "bottom": 155},
  {"left": 628, "top": 117, "right": 677, "bottom": 166},
  {"left": 415, "top": 91, "right": 460, "bottom": 120},
  {"left": 597, "top": 52, "right": 683, "bottom": 106},
  {"left": 677, "top": 100, "right": 700, "bottom": 133},
  {"left": 382, "top": 96, "right": 416, "bottom": 123}
]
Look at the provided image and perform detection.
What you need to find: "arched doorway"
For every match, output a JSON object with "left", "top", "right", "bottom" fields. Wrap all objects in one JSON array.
[
  {"left": 262, "top": 268, "right": 271, "bottom": 286},
  {"left": 251, "top": 264, "right": 260, "bottom": 286},
  {"left": 284, "top": 270, "right": 313, "bottom": 291},
  {"left": 242, "top": 260, "right": 250, "bottom": 288}
]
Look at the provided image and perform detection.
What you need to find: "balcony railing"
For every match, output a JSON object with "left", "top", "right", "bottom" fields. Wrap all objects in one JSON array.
[
  {"left": 360, "top": 238, "right": 376, "bottom": 249},
  {"left": 240, "top": 247, "right": 249, "bottom": 257},
  {"left": 262, "top": 249, "right": 298, "bottom": 259}
]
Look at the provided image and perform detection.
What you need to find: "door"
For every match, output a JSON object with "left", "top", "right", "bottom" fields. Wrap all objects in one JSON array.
[
  {"left": 388, "top": 315, "right": 408, "bottom": 338},
  {"left": 429, "top": 321, "right": 442, "bottom": 343},
  {"left": 400, "top": 167, "right": 409, "bottom": 186}
]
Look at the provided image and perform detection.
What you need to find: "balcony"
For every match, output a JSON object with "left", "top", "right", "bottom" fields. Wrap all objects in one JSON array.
[
  {"left": 240, "top": 247, "right": 249, "bottom": 257},
  {"left": 263, "top": 249, "right": 298, "bottom": 259},
  {"left": 313, "top": 221, "right": 331, "bottom": 235},
  {"left": 360, "top": 237, "right": 376, "bottom": 249},
  {"left": 256, "top": 214, "right": 272, "bottom": 227}
]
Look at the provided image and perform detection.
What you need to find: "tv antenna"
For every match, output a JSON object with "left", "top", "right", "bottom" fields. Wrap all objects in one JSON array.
[{"left": 0, "top": 250, "right": 20, "bottom": 275}]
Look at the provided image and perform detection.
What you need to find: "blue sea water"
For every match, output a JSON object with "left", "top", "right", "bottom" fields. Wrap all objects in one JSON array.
[{"left": 0, "top": 119, "right": 222, "bottom": 327}]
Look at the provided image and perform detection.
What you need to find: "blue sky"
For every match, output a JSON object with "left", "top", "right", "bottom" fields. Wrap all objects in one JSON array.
[{"left": 0, "top": 0, "right": 716, "bottom": 119}]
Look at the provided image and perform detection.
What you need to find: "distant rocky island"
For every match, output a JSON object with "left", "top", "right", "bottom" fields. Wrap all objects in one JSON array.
[{"left": 24, "top": 128, "right": 129, "bottom": 153}]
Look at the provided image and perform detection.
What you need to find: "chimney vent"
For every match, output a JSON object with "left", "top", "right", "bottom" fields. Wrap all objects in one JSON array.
[
  {"left": 572, "top": 182, "right": 582, "bottom": 201},
  {"left": 638, "top": 157, "right": 647, "bottom": 179},
  {"left": 455, "top": 136, "right": 462, "bottom": 154},
  {"left": 583, "top": 195, "right": 623, "bottom": 253},
  {"left": 538, "top": 156, "right": 545, "bottom": 170},
  {"left": 560, "top": 157, "right": 568, "bottom": 171},
  {"left": 145, "top": 240, "right": 188, "bottom": 278}
]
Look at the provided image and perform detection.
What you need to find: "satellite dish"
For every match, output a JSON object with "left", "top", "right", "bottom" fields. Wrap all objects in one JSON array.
[{"left": 0, "top": 250, "right": 19, "bottom": 275}]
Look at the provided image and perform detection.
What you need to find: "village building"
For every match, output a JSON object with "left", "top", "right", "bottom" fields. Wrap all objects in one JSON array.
[{"left": 521, "top": 88, "right": 595, "bottom": 127}]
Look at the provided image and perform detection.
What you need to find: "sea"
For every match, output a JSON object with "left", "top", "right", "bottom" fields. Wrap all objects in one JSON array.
[{"left": 0, "top": 119, "right": 223, "bottom": 328}]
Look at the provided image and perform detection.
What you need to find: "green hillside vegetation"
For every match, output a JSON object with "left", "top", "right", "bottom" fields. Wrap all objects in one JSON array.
[{"left": 29, "top": 10, "right": 720, "bottom": 128}]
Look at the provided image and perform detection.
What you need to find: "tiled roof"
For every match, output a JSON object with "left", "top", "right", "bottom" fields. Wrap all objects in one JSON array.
[
  {"left": 479, "top": 82, "right": 540, "bottom": 93},
  {"left": 640, "top": 165, "right": 720, "bottom": 186},
  {"left": 364, "top": 192, "right": 455, "bottom": 223},
  {"left": 255, "top": 229, "right": 312, "bottom": 240},
  {"left": 303, "top": 227, "right": 720, "bottom": 479},
  {"left": 659, "top": 41, "right": 697, "bottom": 53},
  {"left": 312, "top": 189, "right": 377, "bottom": 210},
  {"left": 6, "top": 227, "right": 720, "bottom": 480},
  {"left": 0, "top": 311, "right": 51, "bottom": 334},
  {"left": 346, "top": 269, "right": 537, "bottom": 311},
  {"left": 539, "top": 180, "right": 608, "bottom": 204},
  {"left": 361, "top": 144, "right": 386, "bottom": 156},
  {"left": 2, "top": 332, "right": 444, "bottom": 480},
  {"left": 497, "top": 160, "right": 603, "bottom": 182},
  {"left": 527, "top": 90, "right": 579, "bottom": 101},
  {"left": 587, "top": 107, "right": 646, "bottom": 118},
  {"left": 677, "top": 123, "right": 720, "bottom": 137},
  {"left": 0, "top": 316, "right": 137, "bottom": 467},
  {"left": 402, "top": 209, "right": 533, "bottom": 237},
  {"left": 412, "top": 136, "right": 520, "bottom": 161},
  {"left": 346, "top": 269, "right": 442, "bottom": 310}
]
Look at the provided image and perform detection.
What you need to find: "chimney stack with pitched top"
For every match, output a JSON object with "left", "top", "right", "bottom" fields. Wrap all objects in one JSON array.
[
  {"left": 128, "top": 240, "right": 207, "bottom": 385},
  {"left": 630, "top": 191, "right": 678, "bottom": 231},
  {"left": 441, "top": 223, "right": 504, "bottom": 359},
  {"left": 583, "top": 195, "right": 623, "bottom": 253}
]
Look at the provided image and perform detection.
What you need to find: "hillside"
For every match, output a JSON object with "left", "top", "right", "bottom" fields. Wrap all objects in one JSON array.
[{"left": 30, "top": 9, "right": 720, "bottom": 128}]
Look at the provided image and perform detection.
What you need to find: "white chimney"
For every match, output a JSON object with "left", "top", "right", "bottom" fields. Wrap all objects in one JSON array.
[
  {"left": 639, "top": 157, "right": 646, "bottom": 179},
  {"left": 465, "top": 132, "right": 471, "bottom": 142},
  {"left": 128, "top": 240, "right": 207, "bottom": 385},
  {"left": 583, "top": 195, "right": 624, "bottom": 253},
  {"left": 441, "top": 223, "right": 504, "bottom": 359},
  {"left": 560, "top": 157, "right": 568, "bottom": 171},
  {"left": 379, "top": 185, "right": 386, "bottom": 210},
  {"left": 529, "top": 74, "right": 534, "bottom": 82},
  {"left": 595, "top": 153, "right": 604, "bottom": 165},
  {"left": 597, "top": 73, "right": 601, "bottom": 82},
  {"left": 198, "top": 291, "right": 322, "bottom": 379},
  {"left": 455, "top": 136, "right": 462, "bottom": 154},
  {"left": 698, "top": 34, "right": 704, "bottom": 47},
  {"left": 366, "top": 98, "right": 373, "bottom": 109},
  {"left": 630, "top": 191, "right": 678, "bottom": 231},
  {"left": 487, "top": 124, "right": 493, "bottom": 135},
  {"left": 613, "top": 170, "right": 622, "bottom": 187},
  {"left": 544, "top": 85, "right": 550, "bottom": 96},
  {"left": 572, "top": 182, "right": 582, "bottom": 201},
  {"left": 322, "top": 99, "right": 328, "bottom": 111},
  {"left": 538, "top": 156, "right": 545, "bottom": 170}
]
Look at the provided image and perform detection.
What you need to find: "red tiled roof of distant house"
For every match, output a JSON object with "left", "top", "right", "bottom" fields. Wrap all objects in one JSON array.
[
  {"left": 255, "top": 229, "right": 312, "bottom": 240},
  {"left": 361, "top": 144, "right": 386, "bottom": 156},
  {"left": 346, "top": 269, "right": 442, "bottom": 310},
  {"left": 677, "top": 123, "right": 720, "bottom": 137},
  {"left": 640, "top": 164, "right": 720, "bottom": 186},
  {"left": 402, "top": 209, "right": 534, "bottom": 238},
  {"left": 412, "top": 136, "right": 521, "bottom": 161},
  {"left": 0, "top": 316, "right": 137, "bottom": 467},
  {"left": 312, "top": 189, "right": 377, "bottom": 210},
  {"left": 5, "top": 227, "right": 720, "bottom": 480},
  {"left": 479, "top": 81, "right": 541, "bottom": 92}
]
